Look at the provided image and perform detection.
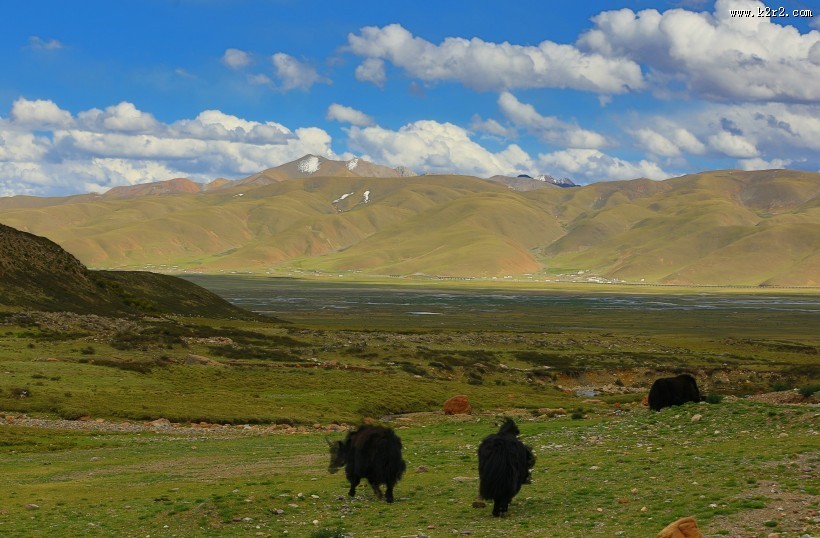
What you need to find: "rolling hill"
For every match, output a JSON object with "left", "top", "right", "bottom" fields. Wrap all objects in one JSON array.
[
  {"left": 0, "top": 160, "right": 817, "bottom": 286},
  {"left": 0, "top": 223, "right": 261, "bottom": 318}
]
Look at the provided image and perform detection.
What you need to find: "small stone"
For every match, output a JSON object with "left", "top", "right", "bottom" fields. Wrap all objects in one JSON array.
[
  {"left": 273, "top": 509, "right": 284, "bottom": 515},
  {"left": 589, "top": 465, "right": 600, "bottom": 470},
  {"left": 596, "top": 507, "right": 603, "bottom": 512},
  {"left": 310, "top": 494, "right": 319, "bottom": 499},
  {"left": 777, "top": 432, "right": 789, "bottom": 438},
  {"left": 416, "top": 466, "right": 429, "bottom": 473},
  {"left": 312, "top": 520, "right": 319, "bottom": 525},
  {"left": 768, "top": 533, "right": 780, "bottom": 538},
  {"left": 618, "top": 498, "right": 629, "bottom": 504},
  {"left": 691, "top": 414, "right": 702, "bottom": 422},
  {"left": 288, "top": 503, "right": 298, "bottom": 508},
  {"left": 472, "top": 501, "right": 486, "bottom": 508},
  {"left": 641, "top": 506, "right": 648, "bottom": 512},
  {"left": 25, "top": 503, "right": 40, "bottom": 510}
]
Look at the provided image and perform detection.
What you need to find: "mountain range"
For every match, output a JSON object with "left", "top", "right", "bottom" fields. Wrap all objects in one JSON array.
[{"left": 0, "top": 155, "right": 817, "bottom": 286}]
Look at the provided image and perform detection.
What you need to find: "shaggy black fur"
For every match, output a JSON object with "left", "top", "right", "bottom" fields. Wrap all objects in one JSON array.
[
  {"left": 648, "top": 374, "right": 701, "bottom": 411},
  {"left": 327, "top": 424, "right": 406, "bottom": 503},
  {"left": 478, "top": 418, "right": 535, "bottom": 517}
]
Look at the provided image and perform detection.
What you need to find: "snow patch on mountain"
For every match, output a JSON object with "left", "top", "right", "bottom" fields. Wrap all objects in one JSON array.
[
  {"left": 298, "top": 155, "right": 320, "bottom": 174},
  {"left": 363, "top": 190, "right": 370, "bottom": 203},
  {"left": 332, "top": 192, "right": 354, "bottom": 204},
  {"left": 347, "top": 158, "right": 359, "bottom": 171}
]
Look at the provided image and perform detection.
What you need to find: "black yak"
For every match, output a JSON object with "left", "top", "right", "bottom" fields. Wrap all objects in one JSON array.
[
  {"left": 648, "top": 374, "right": 701, "bottom": 411},
  {"left": 327, "top": 424, "right": 406, "bottom": 503},
  {"left": 478, "top": 418, "right": 535, "bottom": 517}
]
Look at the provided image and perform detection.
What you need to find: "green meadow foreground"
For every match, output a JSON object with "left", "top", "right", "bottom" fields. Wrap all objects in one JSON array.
[{"left": 0, "top": 279, "right": 818, "bottom": 536}]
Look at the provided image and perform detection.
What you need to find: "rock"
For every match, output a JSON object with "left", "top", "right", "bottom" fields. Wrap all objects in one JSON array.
[
  {"left": 641, "top": 394, "right": 649, "bottom": 406},
  {"left": 25, "top": 503, "right": 40, "bottom": 510},
  {"left": 656, "top": 516, "right": 704, "bottom": 538},
  {"left": 691, "top": 414, "right": 702, "bottom": 422},
  {"left": 443, "top": 395, "right": 471, "bottom": 415},
  {"left": 147, "top": 418, "right": 172, "bottom": 428},
  {"left": 472, "top": 500, "right": 486, "bottom": 508},
  {"left": 415, "top": 466, "right": 429, "bottom": 473}
]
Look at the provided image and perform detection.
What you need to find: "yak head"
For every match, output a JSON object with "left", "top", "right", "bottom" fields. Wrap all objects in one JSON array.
[
  {"left": 497, "top": 418, "right": 520, "bottom": 437},
  {"left": 326, "top": 437, "right": 349, "bottom": 474}
]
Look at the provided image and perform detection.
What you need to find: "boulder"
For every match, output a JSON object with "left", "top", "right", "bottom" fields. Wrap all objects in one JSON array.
[
  {"left": 657, "top": 516, "right": 704, "bottom": 538},
  {"left": 443, "top": 395, "right": 472, "bottom": 415}
]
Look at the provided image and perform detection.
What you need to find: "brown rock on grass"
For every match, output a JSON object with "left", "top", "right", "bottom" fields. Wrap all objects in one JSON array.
[
  {"left": 443, "top": 395, "right": 472, "bottom": 415},
  {"left": 657, "top": 516, "right": 704, "bottom": 538}
]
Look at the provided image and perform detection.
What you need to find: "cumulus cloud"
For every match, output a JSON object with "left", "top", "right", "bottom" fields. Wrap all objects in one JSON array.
[
  {"left": 631, "top": 124, "right": 706, "bottom": 157},
  {"left": 0, "top": 99, "right": 336, "bottom": 196},
  {"left": 222, "top": 48, "right": 251, "bottom": 69},
  {"left": 470, "top": 115, "right": 515, "bottom": 138},
  {"left": 707, "top": 131, "right": 759, "bottom": 158},
  {"left": 10, "top": 98, "right": 73, "bottom": 128},
  {"left": 354, "top": 58, "right": 387, "bottom": 87},
  {"left": 578, "top": 0, "right": 820, "bottom": 102},
  {"left": 345, "top": 120, "right": 534, "bottom": 177},
  {"left": 271, "top": 53, "right": 329, "bottom": 91},
  {"left": 77, "top": 102, "right": 159, "bottom": 133},
  {"left": 326, "top": 104, "right": 375, "bottom": 127},
  {"left": 347, "top": 23, "right": 644, "bottom": 94},
  {"left": 738, "top": 157, "right": 793, "bottom": 170},
  {"left": 498, "top": 92, "right": 608, "bottom": 148},
  {"left": 537, "top": 148, "right": 670, "bottom": 182}
]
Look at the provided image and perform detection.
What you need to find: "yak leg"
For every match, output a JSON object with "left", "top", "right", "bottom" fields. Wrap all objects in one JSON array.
[
  {"left": 368, "top": 480, "right": 383, "bottom": 499},
  {"left": 385, "top": 482, "right": 395, "bottom": 503},
  {"left": 492, "top": 500, "right": 502, "bottom": 517},
  {"left": 347, "top": 476, "right": 360, "bottom": 497}
]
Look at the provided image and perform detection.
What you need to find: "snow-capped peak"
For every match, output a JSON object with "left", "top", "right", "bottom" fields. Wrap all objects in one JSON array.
[
  {"left": 298, "top": 155, "right": 321, "bottom": 174},
  {"left": 347, "top": 158, "right": 359, "bottom": 171}
]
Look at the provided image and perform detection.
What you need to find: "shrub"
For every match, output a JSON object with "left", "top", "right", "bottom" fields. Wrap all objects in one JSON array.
[
  {"left": 704, "top": 393, "right": 724, "bottom": 404},
  {"left": 770, "top": 381, "right": 791, "bottom": 392},
  {"left": 798, "top": 383, "right": 820, "bottom": 398},
  {"left": 80, "top": 346, "right": 96, "bottom": 355},
  {"left": 571, "top": 411, "right": 584, "bottom": 420}
]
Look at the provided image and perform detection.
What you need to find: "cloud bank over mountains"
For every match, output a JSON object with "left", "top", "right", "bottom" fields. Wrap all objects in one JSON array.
[{"left": 1, "top": 0, "right": 818, "bottom": 197}]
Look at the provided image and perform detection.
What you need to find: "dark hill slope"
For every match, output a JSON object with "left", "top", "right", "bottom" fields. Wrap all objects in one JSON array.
[{"left": 0, "top": 223, "right": 260, "bottom": 318}]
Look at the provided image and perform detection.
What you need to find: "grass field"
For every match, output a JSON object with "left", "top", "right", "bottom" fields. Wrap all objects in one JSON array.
[
  {"left": 0, "top": 402, "right": 817, "bottom": 537},
  {"left": 0, "top": 278, "right": 818, "bottom": 536}
]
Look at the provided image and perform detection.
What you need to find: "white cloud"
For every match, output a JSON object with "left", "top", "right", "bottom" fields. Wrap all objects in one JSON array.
[
  {"left": 498, "top": 92, "right": 608, "bottom": 148},
  {"left": 354, "top": 58, "right": 387, "bottom": 87},
  {"left": 27, "top": 36, "right": 63, "bottom": 51},
  {"left": 470, "top": 115, "right": 515, "bottom": 138},
  {"left": 707, "top": 131, "right": 759, "bottom": 157},
  {"left": 0, "top": 99, "right": 336, "bottom": 196},
  {"left": 222, "top": 48, "right": 251, "bottom": 69},
  {"left": 347, "top": 24, "right": 644, "bottom": 94},
  {"left": 78, "top": 102, "right": 159, "bottom": 133},
  {"left": 537, "top": 148, "right": 669, "bottom": 182},
  {"left": 738, "top": 157, "right": 792, "bottom": 170},
  {"left": 271, "top": 53, "right": 329, "bottom": 91},
  {"left": 632, "top": 128, "right": 682, "bottom": 157},
  {"left": 578, "top": 0, "right": 820, "bottom": 102},
  {"left": 10, "top": 98, "right": 73, "bottom": 128},
  {"left": 326, "top": 104, "right": 375, "bottom": 127},
  {"left": 346, "top": 120, "right": 534, "bottom": 177}
]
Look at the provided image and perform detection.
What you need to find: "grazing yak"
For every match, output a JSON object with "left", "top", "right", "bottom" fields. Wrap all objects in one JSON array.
[
  {"left": 478, "top": 418, "right": 536, "bottom": 517},
  {"left": 648, "top": 374, "right": 702, "bottom": 411},
  {"left": 327, "top": 424, "right": 406, "bottom": 503}
]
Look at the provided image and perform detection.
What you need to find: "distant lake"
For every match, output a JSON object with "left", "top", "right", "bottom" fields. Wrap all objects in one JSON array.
[{"left": 180, "top": 275, "right": 820, "bottom": 337}]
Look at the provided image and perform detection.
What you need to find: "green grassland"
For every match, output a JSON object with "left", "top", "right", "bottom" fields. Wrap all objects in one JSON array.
[
  {"left": 0, "top": 277, "right": 817, "bottom": 536},
  {"left": 0, "top": 403, "right": 817, "bottom": 537}
]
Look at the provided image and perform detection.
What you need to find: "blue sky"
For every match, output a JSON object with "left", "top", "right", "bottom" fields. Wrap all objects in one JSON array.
[{"left": 1, "top": 0, "right": 818, "bottom": 196}]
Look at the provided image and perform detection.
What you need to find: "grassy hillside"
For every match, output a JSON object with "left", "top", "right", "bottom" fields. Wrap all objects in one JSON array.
[
  {"left": 0, "top": 169, "right": 818, "bottom": 285},
  {"left": 0, "top": 223, "right": 259, "bottom": 319}
]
